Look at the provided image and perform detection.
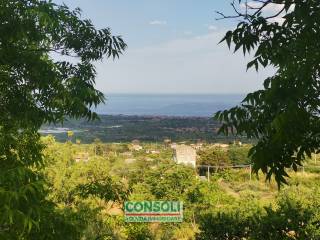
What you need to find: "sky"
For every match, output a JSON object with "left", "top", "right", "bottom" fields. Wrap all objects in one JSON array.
[{"left": 53, "top": 0, "right": 274, "bottom": 94}]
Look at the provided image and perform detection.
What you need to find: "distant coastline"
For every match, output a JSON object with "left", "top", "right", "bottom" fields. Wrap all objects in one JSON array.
[{"left": 41, "top": 94, "right": 246, "bottom": 143}]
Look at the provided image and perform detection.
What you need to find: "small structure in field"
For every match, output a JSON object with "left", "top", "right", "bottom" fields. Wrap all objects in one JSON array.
[
  {"left": 74, "top": 152, "right": 89, "bottom": 163},
  {"left": 146, "top": 149, "right": 160, "bottom": 154},
  {"left": 163, "top": 138, "right": 171, "bottom": 148},
  {"left": 172, "top": 144, "right": 197, "bottom": 168},
  {"left": 190, "top": 143, "right": 203, "bottom": 150},
  {"left": 121, "top": 151, "right": 133, "bottom": 157},
  {"left": 170, "top": 142, "right": 177, "bottom": 149},
  {"left": 131, "top": 139, "right": 143, "bottom": 151},
  {"left": 212, "top": 143, "right": 229, "bottom": 149},
  {"left": 131, "top": 144, "right": 143, "bottom": 151},
  {"left": 234, "top": 140, "right": 242, "bottom": 146},
  {"left": 124, "top": 158, "right": 136, "bottom": 164}
]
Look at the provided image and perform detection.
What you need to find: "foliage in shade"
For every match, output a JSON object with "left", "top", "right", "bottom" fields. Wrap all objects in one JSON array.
[
  {"left": 215, "top": 0, "right": 320, "bottom": 185},
  {"left": 76, "top": 176, "right": 129, "bottom": 203}
]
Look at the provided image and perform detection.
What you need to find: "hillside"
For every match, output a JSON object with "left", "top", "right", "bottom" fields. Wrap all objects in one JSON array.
[{"left": 41, "top": 137, "right": 320, "bottom": 239}]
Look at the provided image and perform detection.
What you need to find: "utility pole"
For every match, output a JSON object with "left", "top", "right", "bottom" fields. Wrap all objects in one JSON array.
[{"left": 207, "top": 166, "right": 210, "bottom": 182}]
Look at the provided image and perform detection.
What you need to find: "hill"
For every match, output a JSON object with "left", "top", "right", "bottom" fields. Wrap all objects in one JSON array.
[{"left": 41, "top": 137, "right": 320, "bottom": 239}]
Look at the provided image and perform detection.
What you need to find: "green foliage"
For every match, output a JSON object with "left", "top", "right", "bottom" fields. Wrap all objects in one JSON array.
[
  {"left": 28, "top": 206, "right": 81, "bottom": 240},
  {"left": 188, "top": 181, "right": 235, "bottom": 208},
  {"left": 94, "top": 138, "right": 104, "bottom": 156},
  {"left": 215, "top": 0, "right": 320, "bottom": 185},
  {"left": 126, "top": 159, "right": 155, "bottom": 186},
  {"left": 36, "top": 140, "right": 320, "bottom": 239},
  {"left": 125, "top": 223, "right": 154, "bottom": 240},
  {"left": 227, "top": 145, "right": 251, "bottom": 165},
  {"left": 0, "top": 128, "right": 45, "bottom": 238},
  {"left": 197, "top": 185, "right": 320, "bottom": 240},
  {"left": 42, "top": 141, "right": 131, "bottom": 239},
  {"left": 77, "top": 176, "right": 128, "bottom": 203},
  {"left": 197, "top": 205, "right": 260, "bottom": 240},
  {"left": 1, "top": 0, "right": 126, "bottom": 127},
  {"left": 0, "top": 0, "right": 126, "bottom": 238},
  {"left": 145, "top": 163, "right": 197, "bottom": 200},
  {"left": 197, "top": 147, "right": 230, "bottom": 167},
  {"left": 41, "top": 115, "right": 236, "bottom": 143},
  {"left": 0, "top": 130, "right": 81, "bottom": 239}
]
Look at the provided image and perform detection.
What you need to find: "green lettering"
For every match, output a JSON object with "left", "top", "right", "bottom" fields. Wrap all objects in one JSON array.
[
  {"left": 177, "top": 202, "right": 181, "bottom": 212},
  {"left": 171, "top": 201, "right": 176, "bottom": 212},
  {"left": 125, "top": 202, "right": 134, "bottom": 212},
  {"left": 161, "top": 201, "right": 170, "bottom": 212},
  {"left": 143, "top": 201, "right": 152, "bottom": 212},
  {"left": 134, "top": 202, "right": 143, "bottom": 212},
  {"left": 153, "top": 201, "right": 160, "bottom": 212}
]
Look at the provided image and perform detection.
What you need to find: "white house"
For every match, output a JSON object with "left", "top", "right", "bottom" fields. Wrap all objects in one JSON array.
[{"left": 172, "top": 144, "right": 197, "bottom": 168}]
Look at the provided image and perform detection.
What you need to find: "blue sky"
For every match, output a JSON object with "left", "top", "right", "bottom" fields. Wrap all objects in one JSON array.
[{"left": 53, "top": 0, "right": 273, "bottom": 94}]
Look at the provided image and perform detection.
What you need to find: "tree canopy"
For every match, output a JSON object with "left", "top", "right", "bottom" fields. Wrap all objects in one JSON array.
[
  {"left": 1, "top": 0, "right": 126, "bottom": 128},
  {"left": 215, "top": 0, "right": 320, "bottom": 185},
  {"left": 0, "top": 0, "right": 126, "bottom": 238}
]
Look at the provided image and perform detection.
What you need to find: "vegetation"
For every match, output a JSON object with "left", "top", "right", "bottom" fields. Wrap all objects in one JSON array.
[
  {"left": 198, "top": 147, "right": 229, "bottom": 167},
  {"left": 38, "top": 137, "right": 320, "bottom": 239},
  {"left": 40, "top": 115, "right": 245, "bottom": 143},
  {"left": 215, "top": 0, "right": 320, "bottom": 185},
  {"left": 0, "top": 0, "right": 125, "bottom": 238},
  {"left": 2, "top": 0, "right": 320, "bottom": 238}
]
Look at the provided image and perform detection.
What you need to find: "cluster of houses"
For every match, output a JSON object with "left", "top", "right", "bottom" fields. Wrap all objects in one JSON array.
[{"left": 73, "top": 139, "right": 241, "bottom": 168}]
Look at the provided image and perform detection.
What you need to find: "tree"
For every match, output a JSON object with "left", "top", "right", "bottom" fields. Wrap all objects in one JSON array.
[
  {"left": 215, "top": 0, "right": 320, "bottom": 185},
  {"left": 228, "top": 145, "right": 251, "bottom": 165},
  {"left": 145, "top": 163, "right": 197, "bottom": 200},
  {"left": 0, "top": 0, "right": 126, "bottom": 238},
  {"left": 197, "top": 147, "right": 230, "bottom": 168},
  {"left": 93, "top": 138, "right": 104, "bottom": 156},
  {"left": 42, "top": 140, "right": 129, "bottom": 239}
]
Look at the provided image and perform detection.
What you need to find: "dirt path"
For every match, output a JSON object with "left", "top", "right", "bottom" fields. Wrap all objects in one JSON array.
[{"left": 217, "top": 179, "right": 240, "bottom": 198}]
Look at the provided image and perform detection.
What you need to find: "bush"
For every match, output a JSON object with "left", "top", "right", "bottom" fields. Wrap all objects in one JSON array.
[
  {"left": 196, "top": 201, "right": 262, "bottom": 240},
  {"left": 126, "top": 223, "right": 154, "bottom": 240},
  {"left": 197, "top": 147, "right": 230, "bottom": 167},
  {"left": 227, "top": 145, "right": 251, "bottom": 165},
  {"left": 197, "top": 185, "right": 320, "bottom": 240}
]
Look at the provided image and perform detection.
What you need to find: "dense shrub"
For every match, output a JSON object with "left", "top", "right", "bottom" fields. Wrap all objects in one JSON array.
[
  {"left": 42, "top": 139, "right": 320, "bottom": 239},
  {"left": 227, "top": 145, "right": 251, "bottom": 165},
  {"left": 196, "top": 199, "right": 262, "bottom": 240},
  {"left": 197, "top": 147, "right": 230, "bottom": 168},
  {"left": 197, "top": 186, "right": 320, "bottom": 240}
]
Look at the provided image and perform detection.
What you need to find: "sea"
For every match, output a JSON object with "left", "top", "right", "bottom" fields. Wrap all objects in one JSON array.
[{"left": 95, "top": 93, "right": 245, "bottom": 117}]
